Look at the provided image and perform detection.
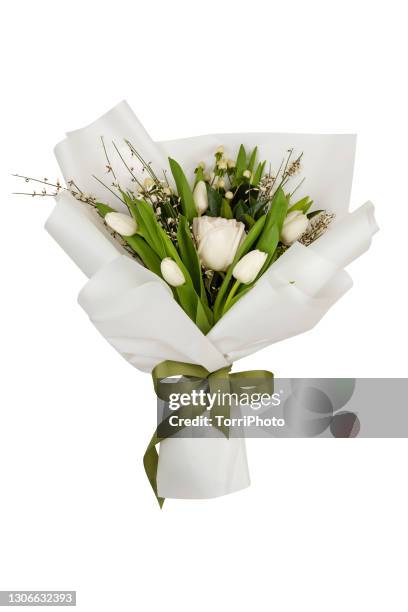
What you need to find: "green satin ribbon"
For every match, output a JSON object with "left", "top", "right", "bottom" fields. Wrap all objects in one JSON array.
[{"left": 144, "top": 360, "right": 274, "bottom": 508}]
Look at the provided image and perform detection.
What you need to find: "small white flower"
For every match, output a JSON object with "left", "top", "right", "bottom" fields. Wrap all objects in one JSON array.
[
  {"left": 217, "top": 159, "right": 228, "bottom": 170},
  {"left": 143, "top": 177, "right": 155, "bottom": 191},
  {"left": 232, "top": 250, "right": 268, "bottom": 284},
  {"left": 163, "top": 186, "right": 172, "bottom": 196},
  {"left": 193, "top": 180, "right": 209, "bottom": 215},
  {"left": 225, "top": 191, "right": 234, "bottom": 200},
  {"left": 160, "top": 258, "right": 185, "bottom": 287},
  {"left": 243, "top": 170, "right": 251, "bottom": 179},
  {"left": 215, "top": 178, "right": 225, "bottom": 189},
  {"left": 280, "top": 211, "right": 309, "bottom": 245},
  {"left": 215, "top": 146, "right": 224, "bottom": 155},
  {"left": 105, "top": 212, "right": 138, "bottom": 236},
  {"left": 197, "top": 161, "right": 206, "bottom": 169},
  {"left": 204, "top": 172, "right": 212, "bottom": 182},
  {"left": 227, "top": 159, "right": 236, "bottom": 169}
]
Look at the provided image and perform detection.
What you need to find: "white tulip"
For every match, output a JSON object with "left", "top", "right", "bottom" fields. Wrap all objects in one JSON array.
[
  {"left": 193, "top": 216, "right": 245, "bottom": 272},
  {"left": 160, "top": 258, "right": 185, "bottom": 287},
  {"left": 105, "top": 212, "right": 138, "bottom": 236},
  {"left": 193, "top": 181, "right": 208, "bottom": 215},
  {"left": 280, "top": 211, "right": 309, "bottom": 245},
  {"left": 232, "top": 250, "right": 268, "bottom": 284}
]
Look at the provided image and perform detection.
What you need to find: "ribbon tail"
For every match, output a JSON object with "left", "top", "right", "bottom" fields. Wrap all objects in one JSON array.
[{"left": 143, "top": 430, "right": 165, "bottom": 509}]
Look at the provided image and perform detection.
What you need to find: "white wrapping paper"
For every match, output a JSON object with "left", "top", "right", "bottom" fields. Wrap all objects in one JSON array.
[{"left": 45, "top": 102, "right": 378, "bottom": 500}]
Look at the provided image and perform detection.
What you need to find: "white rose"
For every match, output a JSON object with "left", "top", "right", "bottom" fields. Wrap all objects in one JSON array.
[
  {"left": 160, "top": 258, "right": 185, "bottom": 287},
  {"left": 193, "top": 181, "right": 208, "bottom": 215},
  {"left": 105, "top": 212, "right": 138, "bottom": 236},
  {"left": 280, "top": 211, "right": 309, "bottom": 245},
  {"left": 232, "top": 250, "right": 268, "bottom": 284},
  {"left": 192, "top": 216, "right": 245, "bottom": 272}
]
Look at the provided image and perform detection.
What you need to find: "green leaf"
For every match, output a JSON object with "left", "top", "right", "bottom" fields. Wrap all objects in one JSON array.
[
  {"left": 124, "top": 235, "right": 162, "bottom": 277},
  {"left": 205, "top": 184, "right": 223, "bottom": 216},
  {"left": 235, "top": 144, "right": 247, "bottom": 179},
  {"left": 95, "top": 202, "right": 114, "bottom": 216},
  {"left": 288, "top": 196, "right": 313, "bottom": 214},
  {"left": 220, "top": 199, "right": 233, "bottom": 219},
  {"left": 243, "top": 214, "right": 255, "bottom": 228},
  {"left": 130, "top": 197, "right": 167, "bottom": 259},
  {"left": 214, "top": 214, "right": 267, "bottom": 321},
  {"left": 177, "top": 215, "right": 203, "bottom": 296},
  {"left": 195, "top": 299, "right": 212, "bottom": 334},
  {"left": 248, "top": 147, "right": 258, "bottom": 173},
  {"left": 168, "top": 157, "right": 196, "bottom": 222},
  {"left": 233, "top": 199, "right": 247, "bottom": 222},
  {"left": 258, "top": 188, "right": 288, "bottom": 253},
  {"left": 252, "top": 161, "right": 266, "bottom": 186},
  {"left": 156, "top": 225, "right": 211, "bottom": 332}
]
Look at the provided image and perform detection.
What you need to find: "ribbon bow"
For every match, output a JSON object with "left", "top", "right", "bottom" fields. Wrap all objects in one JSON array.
[{"left": 144, "top": 360, "right": 274, "bottom": 507}]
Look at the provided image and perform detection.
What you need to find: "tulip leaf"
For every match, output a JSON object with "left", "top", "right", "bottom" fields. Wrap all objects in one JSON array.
[
  {"left": 220, "top": 199, "right": 233, "bottom": 219},
  {"left": 248, "top": 147, "right": 258, "bottom": 173},
  {"left": 195, "top": 299, "right": 212, "bottom": 334},
  {"left": 243, "top": 214, "right": 255, "bottom": 228},
  {"left": 222, "top": 285, "right": 253, "bottom": 315},
  {"left": 95, "top": 202, "right": 114, "bottom": 216},
  {"left": 252, "top": 161, "right": 266, "bottom": 186},
  {"left": 177, "top": 215, "right": 206, "bottom": 301},
  {"left": 257, "top": 188, "right": 288, "bottom": 251},
  {"left": 288, "top": 196, "right": 313, "bottom": 214},
  {"left": 168, "top": 157, "right": 197, "bottom": 222},
  {"left": 205, "top": 184, "right": 223, "bottom": 216},
  {"left": 156, "top": 225, "right": 211, "bottom": 332},
  {"left": 214, "top": 214, "right": 267, "bottom": 321},
  {"left": 124, "top": 235, "right": 163, "bottom": 277},
  {"left": 235, "top": 144, "right": 247, "bottom": 179}
]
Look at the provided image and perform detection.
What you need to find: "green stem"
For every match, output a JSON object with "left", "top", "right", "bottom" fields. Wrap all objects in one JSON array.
[{"left": 222, "top": 279, "right": 241, "bottom": 315}]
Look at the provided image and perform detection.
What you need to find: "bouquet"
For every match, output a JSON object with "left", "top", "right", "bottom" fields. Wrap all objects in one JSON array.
[{"left": 15, "top": 101, "right": 378, "bottom": 506}]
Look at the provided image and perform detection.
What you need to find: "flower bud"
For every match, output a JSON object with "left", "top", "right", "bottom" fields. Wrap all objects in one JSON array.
[
  {"left": 193, "top": 180, "right": 208, "bottom": 215},
  {"left": 105, "top": 212, "right": 138, "bottom": 236},
  {"left": 160, "top": 258, "right": 185, "bottom": 287},
  {"left": 215, "top": 177, "right": 225, "bottom": 189},
  {"left": 243, "top": 170, "right": 251, "bottom": 179},
  {"left": 232, "top": 250, "right": 268, "bottom": 284},
  {"left": 193, "top": 216, "right": 245, "bottom": 272},
  {"left": 197, "top": 161, "right": 206, "bottom": 169},
  {"left": 225, "top": 191, "right": 234, "bottom": 200},
  {"left": 280, "top": 211, "right": 309, "bottom": 245}
]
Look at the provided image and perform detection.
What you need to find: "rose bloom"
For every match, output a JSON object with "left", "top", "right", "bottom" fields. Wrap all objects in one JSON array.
[{"left": 193, "top": 216, "right": 245, "bottom": 272}]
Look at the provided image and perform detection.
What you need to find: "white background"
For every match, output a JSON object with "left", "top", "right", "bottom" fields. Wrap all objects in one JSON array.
[{"left": 1, "top": 1, "right": 407, "bottom": 610}]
